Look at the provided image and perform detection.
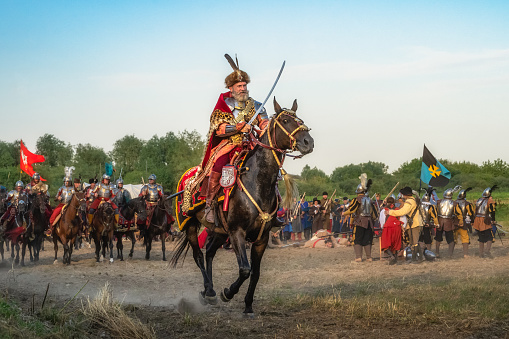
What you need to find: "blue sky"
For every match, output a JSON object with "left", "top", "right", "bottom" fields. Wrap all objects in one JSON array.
[{"left": 1, "top": 1, "right": 508, "bottom": 176}]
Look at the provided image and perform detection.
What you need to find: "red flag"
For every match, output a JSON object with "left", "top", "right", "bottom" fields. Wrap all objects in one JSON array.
[{"left": 20, "top": 140, "right": 46, "bottom": 181}]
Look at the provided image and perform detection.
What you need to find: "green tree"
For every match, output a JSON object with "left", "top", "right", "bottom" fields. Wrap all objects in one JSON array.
[
  {"left": 110, "top": 135, "right": 145, "bottom": 172},
  {"left": 36, "top": 134, "right": 73, "bottom": 166}
]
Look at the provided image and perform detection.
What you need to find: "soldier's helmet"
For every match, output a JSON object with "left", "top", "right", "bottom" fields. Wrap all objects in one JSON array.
[
  {"left": 443, "top": 185, "right": 461, "bottom": 199},
  {"left": 15, "top": 180, "right": 24, "bottom": 188},
  {"left": 33, "top": 173, "right": 40, "bottom": 181},
  {"left": 148, "top": 174, "right": 156, "bottom": 181},
  {"left": 457, "top": 187, "right": 472, "bottom": 200},
  {"left": 102, "top": 174, "right": 110, "bottom": 181},
  {"left": 482, "top": 185, "right": 498, "bottom": 198},
  {"left": 116, "top": 178, "right": 123, "bottom": 185},
  {"left": 64, "top": 177, "right": 72, "bottom": 183},
  {"left": 421, "top": 194, "right": 430, "bottom": 203}
]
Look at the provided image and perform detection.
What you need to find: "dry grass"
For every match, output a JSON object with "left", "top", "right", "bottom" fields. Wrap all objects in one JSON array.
[{"left": 81, "top": 282, "right": 155, "bottom": 339}]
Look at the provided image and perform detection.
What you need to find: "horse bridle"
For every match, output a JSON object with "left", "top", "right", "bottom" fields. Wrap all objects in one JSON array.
[{"left": 270, "top": 110, "right": 310, "bottom": 152}]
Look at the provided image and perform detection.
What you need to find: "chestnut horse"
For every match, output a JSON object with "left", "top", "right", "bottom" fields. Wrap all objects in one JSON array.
[
  {"left": 53, "top": 192, "right": 87, "bottom": 265},
  {"left": 171, "top": 98, "right": 314, "bottom": 315}
]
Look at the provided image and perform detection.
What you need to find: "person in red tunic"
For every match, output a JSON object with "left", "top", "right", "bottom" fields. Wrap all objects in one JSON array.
[
  {"left": 380, "top": 197, "right": 402, "bottom": 265},
  {"left": 200, "top": 54, "right": 269, "bottom": 224}
]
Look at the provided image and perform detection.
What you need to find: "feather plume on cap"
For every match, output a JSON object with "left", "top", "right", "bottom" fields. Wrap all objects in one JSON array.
[
  {"left": 64, "top": 166, "right": 75, "bottom": 178},
  {"left": 491, "top": 184, "right": 498, "bottom": 192},
  {"left": 452, "top": 185, "right": 462, "bottom": 193},
  {"left": 224, "top": 53, "right": 250, "bottom": 88}
]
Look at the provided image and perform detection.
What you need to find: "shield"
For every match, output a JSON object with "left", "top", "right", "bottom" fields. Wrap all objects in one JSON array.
[{"left": 220, "top": 165, "right": 237, "bottom": 188}]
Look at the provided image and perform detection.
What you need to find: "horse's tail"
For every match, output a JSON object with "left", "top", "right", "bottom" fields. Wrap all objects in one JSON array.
[{"left": 169, "top": 225, "right": 190, "bottom": 268}]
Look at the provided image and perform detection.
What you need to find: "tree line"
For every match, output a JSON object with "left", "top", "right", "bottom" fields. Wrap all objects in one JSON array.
[{"left": 0, "top": 133, "right": 507, "bottom": 198}]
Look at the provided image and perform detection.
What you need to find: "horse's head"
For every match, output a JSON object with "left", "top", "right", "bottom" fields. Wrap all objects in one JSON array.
[
  {"left": 271, "top": 98, "right": 314, "bottom": 155},
  {"left": 128, "top": 197, "right": 147, "bottom": 220},
  {"left": 31, "top": 193, "right": 47, "bottom": 214},
  {"left": 73, "top": 192, "right": 87, "bottom": 213}
]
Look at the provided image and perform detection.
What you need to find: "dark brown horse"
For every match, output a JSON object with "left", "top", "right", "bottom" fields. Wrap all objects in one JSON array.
[
  {"left": 2, "top": 198, "right": 29, "bottom": 264},
  {"left": 21, "top": 193, "right": 48, "bottom": 265},
  {"left": 90, "top": 201, "right": 116, "bottom": 263},
  {"left": 143, "top": 196, "right": 174, "bottom": 261},
  {"left": 171, "top": 98, "right": 314, "bottom": 315},
  {"left": 53, "top": 192, "right": 87, "bottom": 265},
  {"left": 115, "top": 197, "right": 146, "bottom": 261}
]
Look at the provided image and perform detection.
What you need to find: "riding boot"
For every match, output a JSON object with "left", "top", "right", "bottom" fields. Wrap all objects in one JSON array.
[
  {"left": 115, "top": 214, "right": 119, "bottom": 224},
  {"left": 462, "top": 243, "right": 469, "bottom": 258},
  {"left": 485, "top": 241, "right": 493, "bottom": 258},
  {"left": 353, "top": 244, "right": 363, "bottom": 262},
  {"left": 417, "top": 245, "right": 424, "bottom": 263},
  {"left": 435, "top": 242, "right": 441, "bottom": 258},
  {"left": 447, "top": 242, "right": 455, "bottom": 259},
  {"left": 364, "top": 245, "right": 372, "bottom": 262},
  {"left": 203, "top": 171, "right": 222, "bottom": 224},
  {"left": 87, "top": 214, "right": 93, "bottom": 226}
]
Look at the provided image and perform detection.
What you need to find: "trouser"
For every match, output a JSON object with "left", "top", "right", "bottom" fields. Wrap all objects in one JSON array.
[
  {"left": 406, "top": 226, "right": 421, "bottom": 247},
  {"left": 304, "top": 228, "right": 312, "bottom": 240}
]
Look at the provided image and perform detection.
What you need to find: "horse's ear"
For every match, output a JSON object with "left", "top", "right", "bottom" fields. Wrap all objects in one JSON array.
[
  {"left": 273, "top": 97, "right": 282, "bottom": 114},
  {"left": 291, "top": 99, "right": 298, "bottom": 112}
]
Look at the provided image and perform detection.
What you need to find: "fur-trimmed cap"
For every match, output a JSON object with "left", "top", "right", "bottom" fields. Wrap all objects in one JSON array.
[{"left": 224, "top": 54, "right": 250, "bottom": 88}]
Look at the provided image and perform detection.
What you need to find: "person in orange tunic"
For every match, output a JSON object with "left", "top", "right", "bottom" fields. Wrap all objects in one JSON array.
[
  {"left": 380, "top": 197, "right": 402, "bottom": 265},
  {"left": 473, "top": 185, "right": 497, "bottom": 258}
]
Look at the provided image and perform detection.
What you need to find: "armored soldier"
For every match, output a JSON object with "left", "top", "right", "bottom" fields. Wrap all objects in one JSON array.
[
  {"left": 113, "top": 178, "right": 131, "bottom": 208},
  {"left": 473, "top": 186, "right": 497, "bottom": 258},
  {"left": 200, "top": 54, "right": 269, "bottom": 224},
  {"left": 87, "top": 174, "right": 118, "bottom": 225},
  {"left": 0, "top": 181, "right": 28, "bottom": 228},
  {"left": 85, "top": 178, "right": 98, "bottom": 211},
  {"left": 387, "top": 186, "right": 424, "bottom": 264},
  {"left": 343, "top": 174, "right": 378, "bottom": 262},
  {"left": 418, "top": 188, "right": 439, "bottom": 252},
  {"left": 138, "top": 174, "right": 163, "bottom": 228},
  {"left": 49, "top": 177, "right": 75, "bottom": 225},
  {"left": 435, "top": 186, "right": 463, "bottom": 258},
  {"left": 455, "top": 187, "right": 474, "bottom": 258},
  {"left": 25, "top": 172, "right": 52, "bottom": 218}
]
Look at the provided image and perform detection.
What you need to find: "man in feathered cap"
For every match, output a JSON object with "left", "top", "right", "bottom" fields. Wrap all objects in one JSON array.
[
  {"left": 200, "top": 54, "right": 270, "bottom": 224},
  {"left": 343, "top": 174, "right": 378, "bottom": 262},
  {"left": 473, "top": 186, "right": 497, "bottom": 258}
]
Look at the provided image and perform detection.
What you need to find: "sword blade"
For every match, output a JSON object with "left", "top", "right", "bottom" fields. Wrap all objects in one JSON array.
[{"left": 247, "top": 60, "right": 286, "bottom": 126}]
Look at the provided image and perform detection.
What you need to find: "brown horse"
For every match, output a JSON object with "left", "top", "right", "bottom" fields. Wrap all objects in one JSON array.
[
  {"left": 171, "top": 98, "right": 314, "bottom": 315},
  {"left": 90, "top": 201, "right": 116, "bottom": 263},
  {"left": 53, "top": 192, "right": 87, "bottom": 265}
]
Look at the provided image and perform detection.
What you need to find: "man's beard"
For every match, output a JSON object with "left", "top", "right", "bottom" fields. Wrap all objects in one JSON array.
[{"left": 232, "top": 90, "right": 249, "bottom": 103}]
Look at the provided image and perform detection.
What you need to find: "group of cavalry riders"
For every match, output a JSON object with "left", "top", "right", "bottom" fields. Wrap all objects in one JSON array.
[
  {"left": 341, "top": 174, "right": 499, "bottom": 264},
  {"left": 0, "top": 172, "right": 167, "bottom": 243}
]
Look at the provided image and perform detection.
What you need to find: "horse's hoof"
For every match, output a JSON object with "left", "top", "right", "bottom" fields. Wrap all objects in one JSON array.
[
  {"left": 20, "top": 262, "right": 25, "bottom": 267},
  {"left": 120, "top": 258, "right": 124, "bottom": 261},
  {"left": 243, "top": 312, "right": 255, "bottom": 319},
  {"left": 199, "top": 292, "right": 207, "bottom": 306},
  {"left": 128, "top": 253, "right": 133, "bottom": 258},
  {"left": 162, "top": 258, "right": 167, "bottom": 262},
  {"left": 53, "top": 260, "right": 58, "bottom": 265},
  {"left": 99, "top": 255, "right": 104, "bottom": 262},
  {"left": 220, "top": 289, "right": 232, "bottom": 303},
  {"left": 206, "top": 295, "right": 218, "bottom": 305},
  {"left": 109, "top": 258, "right": 114, "bottom": 264}
]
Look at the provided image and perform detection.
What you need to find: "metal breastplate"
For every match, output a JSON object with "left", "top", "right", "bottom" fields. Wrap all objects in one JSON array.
[
  {"left": 114, "top": 188, "right": 127, "bottom": 205},
  {"left": 97, "top": 183, "right": 111, "bottom": 199},
  {"left": 360, "top": 196, "right": 373, "bottom": 217},
  {"left": 476, "top": 198, "right": 488, "bottom": 217},
  {"left": 9, "top": 191, "right": 23, "bottom": 206},
  {"left": 147, "top": 184, "right": 160, "bottom": 202},
  {"left": 87, "top": 187, "right": 96, "bottom": 202},
  {"left": 225, "top": 97, "right": 267, "bottom": 124},
  {"left": 420, "top": 203, "right": 432, "bottom": 224},
  {"left": 60, "top": 187, "right": 75, "bottom": 204},
  {"left": 438, "top": 199, "right": 454, "bottom": 218}
]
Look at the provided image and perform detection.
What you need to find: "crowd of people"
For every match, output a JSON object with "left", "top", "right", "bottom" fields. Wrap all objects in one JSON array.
[{"left": 275, "top": 175, "right": 501, "bottom": 265}]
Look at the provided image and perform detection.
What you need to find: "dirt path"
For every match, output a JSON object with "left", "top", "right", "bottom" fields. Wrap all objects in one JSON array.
[{"left": 1, "top": 237, "right": 508, "bottom": 338}]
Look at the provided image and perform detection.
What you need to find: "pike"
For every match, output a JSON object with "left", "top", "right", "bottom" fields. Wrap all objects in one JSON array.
[
  {"left": 323, "top": 189, "right": 336, "bottom": 210},
  {"left": 382, "top": 182, "right": 400, "bottom": 205},
  {"left": 247, "top": 60, "right": 286, "bottom": 126},
  {"left": 292, "top": 192, "right": 306, "bottom": 216}
]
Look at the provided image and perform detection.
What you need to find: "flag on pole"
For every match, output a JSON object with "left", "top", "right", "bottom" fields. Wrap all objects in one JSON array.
[
  {"left": 20, "top": 140, "right": 46, "bottom": 181},
  {"left": 105, "top": 162, "right": 115, "bottom": 176},
  {"left": 420, "top": 145, "right": 450, "bottom": 187}
]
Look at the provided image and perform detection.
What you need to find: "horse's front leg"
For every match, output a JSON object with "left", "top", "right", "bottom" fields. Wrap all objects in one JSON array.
[
  {"left": 221, "top": 228, "right": 251, "bottom": 303},
  {"left": 53, "top": 233, "right": 59, "bottom": 264},
  {"left": 161, "top": 231, "right": 167, "bottom": 261},
  {"left": 93, "top": 235, "right": 101, "bottom": 262},
  {"left": 109, "top": 232, "right": 114, "bottom": 264},
  {"left": 116, "top": 233, "right": 123, "bottom": 261},
  {"left": 243, "top": 234, "right": 269, "bottom": 316},
  {"left": 129, "top": 231, "right": 136, "bottom": 258},
  {"left": 14, "top": 242, "right": 20, "bottom": 265},
  {"left": 21, "top": 239, "right": 27, "bottom": 266},
  {"left": 145, "top": 234, "right": 152, "bottom": 260}
]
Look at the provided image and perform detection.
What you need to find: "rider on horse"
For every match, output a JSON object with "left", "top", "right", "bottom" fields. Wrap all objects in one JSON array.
[
  {"left": 138, "top": 174, "right": 163, "bottom": 228},
  {"left": 0, "top": 181, "right": 27, "bottom": 229},
  {"left": 85, "top": 178, "right": 98, "bottom": 211},
  {"left": 113, "top": 178, "right": 132, "bottom": 229},
  {"left": 87, "top": 174, "right": 119, "bottom": 225},
  {"left": 25, "top": 172, "right": 52, "bottom": 219},
  {"left": 49, "top": 176, "right": 75, "bottom": 226},
  {"left": 201, "top": 54, "right": 269, "bottom": 224}
]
